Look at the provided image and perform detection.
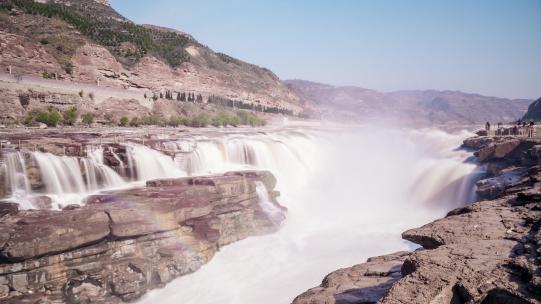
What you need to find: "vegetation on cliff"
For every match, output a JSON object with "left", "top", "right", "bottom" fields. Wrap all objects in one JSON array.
[
  {"left": 0, "top": 0, "right": 191, "bottom": 67},
  {"left": 21, "top": 106, "right": 266, "bottom": 128}
]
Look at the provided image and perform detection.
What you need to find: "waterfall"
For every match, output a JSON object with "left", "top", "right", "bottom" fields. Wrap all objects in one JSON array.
[
  {"left": 33, "top": 152, "right": 88, "bottom": 195},
  {"left": 139, "top": 126, "right": 481, "bottom": 304},
  {"left": 2, "top": 152, "right": 33, "bottom": 209},
  {"left": 0, "top": 127, "right": 484, "bottom": 303},
  {"left": 0, "top": 150, "right": 127, "bottom": 209},
  {"left": 124, "top": 143, "right": 186, "bottom": 181},
  {"left": 255, "top": 181, "right": 283, "bottom": 225}
]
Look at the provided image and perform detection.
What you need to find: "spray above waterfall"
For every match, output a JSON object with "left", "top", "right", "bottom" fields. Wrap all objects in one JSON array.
[{"left": 0, "top": 127, "right": 480, "bottom": 215}]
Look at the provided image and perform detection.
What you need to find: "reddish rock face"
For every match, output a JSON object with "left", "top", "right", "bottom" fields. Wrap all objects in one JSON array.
[{"left": 0, "top": 170, "right": 284, "bottom": 303}]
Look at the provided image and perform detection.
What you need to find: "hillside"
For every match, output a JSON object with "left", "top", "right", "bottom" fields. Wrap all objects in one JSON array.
[
  {"left": 0, "top": 0, "right": 301, "bottom": 122},
  {"left": 286, "top": 80, "right": 531, "bottom": 125},
  {"left": 522, "top": 97, "right": 541, "bottom": 121}
]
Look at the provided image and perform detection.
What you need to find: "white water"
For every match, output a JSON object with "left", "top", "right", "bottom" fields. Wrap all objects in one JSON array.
[
  {"left": 2, "top": 153, "right": 33, "bottom": 209},
  {"left": 1, "top": 126, "right": 481, "bottom": 302},
  {"left": 139, "top": 126, "right": 481, "bottom": 304},
  {"left": 2, "top": 149, "right": 126, "bottom": 209},
  {"left": 125, "top": 143, "right": 187, "bottom": 180}
]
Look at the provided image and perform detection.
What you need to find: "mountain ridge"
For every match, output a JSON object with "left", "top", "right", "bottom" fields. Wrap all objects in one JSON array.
[{"left": 286, "top": 79, "right": 532, "bottom": 125}]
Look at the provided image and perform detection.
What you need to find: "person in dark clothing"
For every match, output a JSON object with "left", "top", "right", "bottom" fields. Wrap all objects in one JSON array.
[
  {"left": 485, "top": 121, "right": 491, "bottom": 136},
  {"left": 529, "top": 121, "right": 535, "bottom": 137}
]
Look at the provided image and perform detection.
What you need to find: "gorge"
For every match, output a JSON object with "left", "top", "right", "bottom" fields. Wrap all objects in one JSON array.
[
  {"left": 0, "top": 0, "right": 539, "bottom": 303},
  {"left": 0, "top": 126, "right": 487, "bottom": 303}
]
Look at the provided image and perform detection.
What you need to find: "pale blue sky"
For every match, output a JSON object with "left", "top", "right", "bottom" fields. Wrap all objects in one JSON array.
[{"left": 110, "top": 0, "right": 541, "bottom": 99}]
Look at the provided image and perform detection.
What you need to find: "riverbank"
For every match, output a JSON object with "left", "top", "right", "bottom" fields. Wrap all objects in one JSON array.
[{"left": 293, "top": 135, "right": 541, "bottom": 303}]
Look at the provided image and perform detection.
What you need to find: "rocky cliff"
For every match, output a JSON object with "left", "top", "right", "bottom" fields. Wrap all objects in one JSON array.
[
  {"left": 523, "top": 98, "right": 541, "bottom": 121},
  {"left": 286, "top": 79, "right": 531, "bottom": 125},
  {"left": 0, "top": 170, "right": 285, "bottom": 303},
  {"left": 0, "top": 0, "right": 301, "bottom": 122},
  {"left": 293, "top": 136, "right": 541, "bottom": 304}
]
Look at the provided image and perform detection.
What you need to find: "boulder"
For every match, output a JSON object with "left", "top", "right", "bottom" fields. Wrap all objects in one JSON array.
[
  {"left": 0, "top": 209, "right": 110, "bottom": 261},
  {"left": 292, "top": 251, "right": 410, "bottom": 304},
  {"left": 0, "top": 202, "right": 18, "bottom": 217}
]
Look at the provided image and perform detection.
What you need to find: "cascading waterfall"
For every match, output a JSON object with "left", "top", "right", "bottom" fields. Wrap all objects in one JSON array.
[
  {"left": 1, "top": 149, "right": 127, "bottom": 209},
  {"left": 255, "top": 181, "right": 283, "bottom": 225},
  {"left": 0, "top": 126, "right": 484, "bottom": 303},
  {"left": 139, "top": 126, "right": 482, "bottom": 304},
  {"left": 3, "top": 152, "right": 32, "bottom": 209},
  {"left": 124, "top": 143, "right": 187, "bottom": 181}
]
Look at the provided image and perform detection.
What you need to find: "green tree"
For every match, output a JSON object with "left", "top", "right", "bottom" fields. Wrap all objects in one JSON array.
[
  {"left": 190, "top": 113, "right": 210, "bottom": 127},
  {"left": 119, "top": 116, "right": 129, "bottom": 126},
  {"left": 229, "top": 115, "right": 240, "bottom": 127},
  {"left": 81, "top": 113, "right": 94, "bottom": 126},
  {"left": 129, "top": 117, "right": 140, "bottom": 127},
  {"left": 63, "top": 107, "right": 78, "bottom": 125},
  {"left": 49, "top": 110, "right": 61, "bottom": 126}
]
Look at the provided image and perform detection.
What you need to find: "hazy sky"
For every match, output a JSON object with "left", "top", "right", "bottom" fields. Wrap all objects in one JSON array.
[{"left": 109, "top": 0, "right": 541, "bottom": 99}]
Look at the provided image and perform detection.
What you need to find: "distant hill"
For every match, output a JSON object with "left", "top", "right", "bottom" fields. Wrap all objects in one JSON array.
[
  {"left": 286, "top": 80, "right": 531, "bottom": 125},
  {"left": 523, "top": 97, "right": 541, "bottom": 120}
]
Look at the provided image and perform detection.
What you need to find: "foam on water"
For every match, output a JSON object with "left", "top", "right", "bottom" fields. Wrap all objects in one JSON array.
[
  {"left": 0, "top": 126, "right": 482, "bottom": 301},
  {"left": 138, "top": 126, "right": 481, "bottom": 304}
]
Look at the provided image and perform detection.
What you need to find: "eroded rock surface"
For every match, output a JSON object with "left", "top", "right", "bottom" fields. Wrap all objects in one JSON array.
[
  {"left": 292, "top": 252, "right": 410, "bottom": 304},
  {"left": 0, "top": 170, "right": 284, "bottom": 303}
]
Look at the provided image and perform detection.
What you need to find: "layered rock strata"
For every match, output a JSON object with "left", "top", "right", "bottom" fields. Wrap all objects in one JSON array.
[
  {"left": 0, "top": 170, "right": 284, "bottom": 303},
  {"left": 293, "top": 136, "right": 541, "bottom": 304}
]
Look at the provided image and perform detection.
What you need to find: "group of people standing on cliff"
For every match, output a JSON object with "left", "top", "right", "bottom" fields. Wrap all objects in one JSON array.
[{"left": 485, "top": 120, "right": 536, "bottom": 137}]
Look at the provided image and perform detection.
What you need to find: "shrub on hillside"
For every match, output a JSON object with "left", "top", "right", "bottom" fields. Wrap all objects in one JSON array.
[
  {"left": 129, "top": 117, "right": 140, "bottom": 127},
  {"left": 237, "top": 110, "right": 266, "bottom": 126},
  {"left": 81, "top": 113, "right": 94, "bottom": 126},
  {"left": 25, "top": 109, "right": 61, "bottom": 127},
  {"left": 63, "top": 107, "right": 78, "bottom": 125},
  {"left": 189, "top": 114, "right": 210, "bottom": 128},
  {"left": 119, "top": 116, "right": 129, "bottom": 126}
]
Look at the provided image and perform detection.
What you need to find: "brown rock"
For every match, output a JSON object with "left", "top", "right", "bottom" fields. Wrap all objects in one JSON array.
[
  {"left": 292, "top": 251, "right": 410, "bottom": 304},
  {"left": 0, "top": 202, "right": 18, "bottom": 217},
  {"left": 0, "top": 171, "right": 284, "bottom": 303}
]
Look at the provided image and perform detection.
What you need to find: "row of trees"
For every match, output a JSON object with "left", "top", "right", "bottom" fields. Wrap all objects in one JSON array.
[
  {"left": 157, "top": 91, "right": 204, "bottom": 102},
  {"left": 152, "top": 91, "right": 294, "bottom": 116},
  {"left": 120, "top": 111, "right": 266, "bottom": 128},
  {"left": 207, "top": 95, "right": 294, "bottom": 115},
  {"left": 21, "top": 107, "right": 265, "bottom": 128},
  {"left": 23, "top": 107, "right": 94, "bottom": 127},
  {"left": 149, "top": 90, "right": 294, "bottom": 116}
]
